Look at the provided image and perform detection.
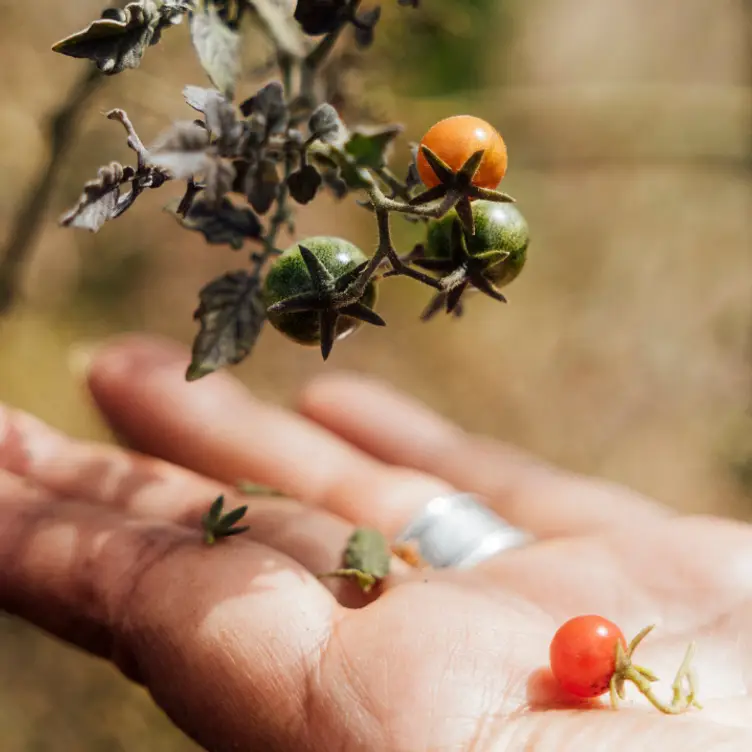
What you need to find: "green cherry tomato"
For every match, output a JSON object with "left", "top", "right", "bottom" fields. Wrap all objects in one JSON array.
[
  {"left": 262, "top": 236, "right": 378, "bottom": 347},
  {"left": 425, "top": 200, "right": 530, "bottom": 287}
]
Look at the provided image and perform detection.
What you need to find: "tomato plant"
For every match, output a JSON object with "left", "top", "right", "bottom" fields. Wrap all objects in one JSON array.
[
  {"left": 416, "top": 115, "right": 508, "bottom": 190},
  {"left": 51, "top": 1, "right": 519, "bottom": 376}
]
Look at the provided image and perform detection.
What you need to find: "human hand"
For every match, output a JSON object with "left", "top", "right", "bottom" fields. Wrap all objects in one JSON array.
[{"left": 2, "top": 335, "right": 751, "bottom": 751}]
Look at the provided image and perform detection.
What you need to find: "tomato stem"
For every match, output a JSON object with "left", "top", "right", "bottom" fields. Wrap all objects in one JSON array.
[{"left": 610, "top": 626, "right": 701, "bottom": 715}]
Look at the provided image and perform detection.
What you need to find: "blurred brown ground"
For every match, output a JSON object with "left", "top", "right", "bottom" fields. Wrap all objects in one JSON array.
[{"left": 0, "top": 0, "right": 750, "bottom": 749}]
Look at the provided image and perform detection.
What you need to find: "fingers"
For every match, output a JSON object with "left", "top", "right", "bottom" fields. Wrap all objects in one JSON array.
[
  {"left": 0, "top": 468, "right": 339, "bottom": 751},
  {"left": 298, "top": 372, "right": 672, "bottom": 538},
  {"left": 0, "top": 404, "right": 367, "bottom": 589},
  {"left": 86, "top": 335, "right": 452, "bottom": 536}
]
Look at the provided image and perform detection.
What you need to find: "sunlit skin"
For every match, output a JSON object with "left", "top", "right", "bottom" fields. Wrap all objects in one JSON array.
[
  {"left": 416, "top": 115, "right": 508, "bottom": 189},
  {"left": 2, "top": 335, "right": 752, "bottom": 750}
]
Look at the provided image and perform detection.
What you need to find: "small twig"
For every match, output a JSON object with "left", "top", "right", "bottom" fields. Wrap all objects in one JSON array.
[
  {"left": 0, "top": 65, "right": 103, "bottom": 313},
  {"left": 300, "top": 0, "right": 362, "bottom": 104},
  {"left": 106, "top": 109, "right": 150, "bottom": 168},
  {"left": 258, "top": 150, "right": 294, "bottom": 262},
  {"left": 176, "top": 179, "right": 203, "bottom": 217}
]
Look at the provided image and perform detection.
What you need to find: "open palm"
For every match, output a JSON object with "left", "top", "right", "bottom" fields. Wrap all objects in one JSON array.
[{"left": 2, "top": 335, "right": 751, "bottom": 751}]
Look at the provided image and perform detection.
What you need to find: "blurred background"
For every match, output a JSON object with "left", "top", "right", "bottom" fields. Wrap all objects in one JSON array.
[{"left": 0, "top": 0, "right": 750, "bottom": 748}]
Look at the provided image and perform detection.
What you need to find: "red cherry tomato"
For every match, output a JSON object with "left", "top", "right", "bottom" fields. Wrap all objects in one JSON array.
[
  {"left": 416, "top": 115, "right": 508, "bottom": 190},
  {"left": 549, "top": 615, "right": 627, "bottom": 698}
]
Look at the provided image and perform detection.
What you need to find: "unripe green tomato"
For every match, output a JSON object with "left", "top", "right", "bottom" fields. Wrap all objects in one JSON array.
[
  {"left": 263, "top": 237, "right": 378, "bottom": 346},
  {"left": 425, "top": 201, "right": 530, "bottom": 287}
]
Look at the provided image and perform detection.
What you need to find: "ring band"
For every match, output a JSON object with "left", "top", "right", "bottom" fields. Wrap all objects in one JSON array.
[{"left": 394, "top": 493, "right": 533, "bottom": 569}]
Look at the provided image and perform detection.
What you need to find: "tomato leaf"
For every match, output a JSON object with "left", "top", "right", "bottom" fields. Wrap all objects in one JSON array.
[
  {"left": 187, "top": 271, "right": 266, "bottom": 381},
  {"left": 239, "top": 81, "right": 288, "bottom": 139},
  {"left": 293, "top": 0, "right": 348, "bottom": 36},
  {"left": 51, "top": 1, "right": 191, "bottom": 74},
  {"left": 309, "top": 103, "right": 347, "bottom": 145},
  {"left": 345, "top": 125, "right": 403, "bottom": 170},
  {"left": 287, "top": 165, "right": 322, "bottom": 204},
  {"left": 190, "top": 2, "right": 241, "bottom": 100},
  {"left": 164, "top": 196, "right": 261, "bottom": 250},
  {"left": 60, "top": 162, "right": 137, "bottom": 232},
  {"left": 148, "top": 121, "right": 212, "bottom": 178},
  {"left": 245, "top": 158, "right": 280, "bottom": 215}
]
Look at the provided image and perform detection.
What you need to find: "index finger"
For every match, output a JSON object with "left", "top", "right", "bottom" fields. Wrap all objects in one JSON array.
[{"left": 298, "top": 373, "right": 673, "bottom": 538}]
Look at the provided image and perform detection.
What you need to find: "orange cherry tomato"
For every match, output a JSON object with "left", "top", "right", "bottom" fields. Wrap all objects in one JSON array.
[
  {"left": 416, "top": 115, "right": 508, "bottom": 190},
  {"left": 549, "top": 615, "right": 627, "bottom": 698}
]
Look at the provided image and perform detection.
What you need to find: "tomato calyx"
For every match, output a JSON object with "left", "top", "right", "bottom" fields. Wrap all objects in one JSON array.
[
  {"left": 410, "top": 146, "right": 516, "bottom": 235},
  {"left": 265, "top": 244, "right": 386, "bottom": 359},
  {"left": 608, "top": 625, "right": 702, "bottom": 714},
  {"left": 410, "top": 219, "right": 510, "bottom": 319}
]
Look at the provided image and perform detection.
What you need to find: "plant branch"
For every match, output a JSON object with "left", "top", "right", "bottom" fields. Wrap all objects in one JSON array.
[
  {"left": 0, "top": 65, "right": 103, "bottom": 313},
  {"left": 300, "top": 0, "right": 362, "bottom": 105}
]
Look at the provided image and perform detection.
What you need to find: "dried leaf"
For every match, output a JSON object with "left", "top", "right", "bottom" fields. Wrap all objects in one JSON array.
[
  {"left": 148, "top": 121, "right": 212, "bottom": 178},
  {"left": 246, "top": 158, "right": 279, "bottom": 214},
  {"left": 187, "top": 271, "right": 266, "bottom": 381},
  {"left": 203, "top": 157, "right": 237, "bottom": 204},
  {"left": 293, "top": 0, "right": 347, "bottom": 36},
  {"left": 203, "top": 90, "right": 243, "bottom": 147},
  {"left": 165, "top": 196, "right": 261, "bottom": 249},
  {"left": 249, "top": 0, "right": 306, "bottom": 58},
  {"left": 190, "top": 3, "right": 241, "bottom": 99},
  {"left": 239, "top": 82, "right": 288, "bottom": 138},
  {"left": 345, "top": 124, "right": 403, "bottom": 169},
  {"left": 309, "top": 103, "right": 347, "bottom": 145},
  {"left": 182, "top": 84, "right": 217, "bottom": 113},
  {"left": 51, "top": 1, "right": 186, "bottom": 74},
  {"left": 286, "top": 165, "right": 322, "bottom": 204},
  {"left": 59, "top": 162, "right": 136, "bottom": 231}
]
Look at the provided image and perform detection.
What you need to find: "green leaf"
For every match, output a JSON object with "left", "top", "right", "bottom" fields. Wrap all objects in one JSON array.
[
  {"left": 317, "top": 528, "right": 391, "bottom": 592},
  {"left": 187, "top": 270, "right": 266, "bottom": 381},
  {"left": 201, "top": 495, "right": 250, "bottom": 544},
  {"left": 206, "top": 495, "right": 225, "bottom": 522},
  {"left": 343, "top": 527, "right": 391, "bottom": 579},
  {"left": 345, "top": 125, "right": 403, "bottom": 170},
  {"left": 217, "top": 504, "right": 248, "bottom": 529},
  {"left": 337, "top": 159, "right": 372, "bottom": 191},
  {"left": 164, "top": 196, "right": 261, "bottom": 249},
  {"left": 190, "top": 2, "right": 241, "bottom": 99}
]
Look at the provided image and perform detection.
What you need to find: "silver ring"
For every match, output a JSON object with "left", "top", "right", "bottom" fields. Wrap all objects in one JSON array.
[{"left": 394, "top": 493, "right": 533, "bottom": 569}]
